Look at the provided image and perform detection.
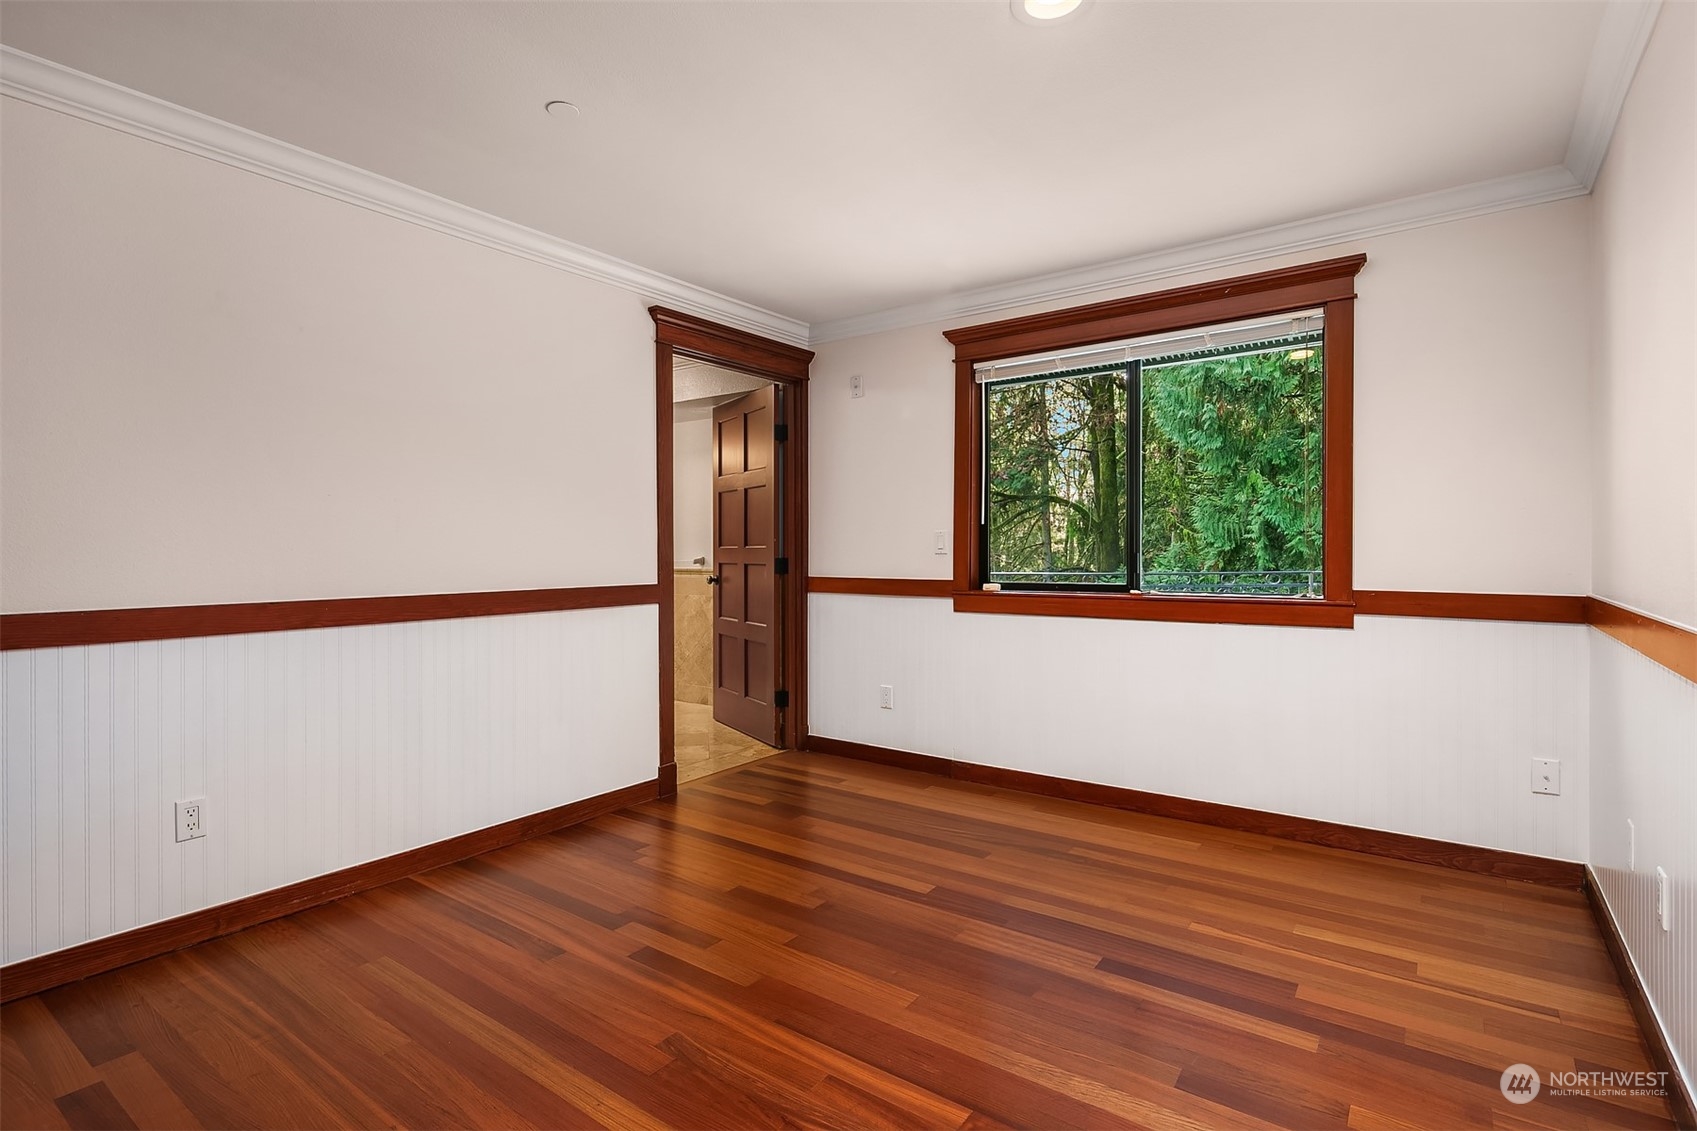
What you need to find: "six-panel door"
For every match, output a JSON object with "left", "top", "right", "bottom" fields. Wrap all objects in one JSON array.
[{"left": 712, "top": 386, "right": 779, "bottom": 745}]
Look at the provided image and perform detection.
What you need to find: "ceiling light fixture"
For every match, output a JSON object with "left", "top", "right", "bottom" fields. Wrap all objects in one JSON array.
[
  {"left": 1013, "top": 0, "right": 1084, "bottom": 25},
  {"left": 543, "top": 100, "right": 580, "bottom": 119},
  {"left": 1288, "top": 348, "right": 1316, "bottom": 361}
]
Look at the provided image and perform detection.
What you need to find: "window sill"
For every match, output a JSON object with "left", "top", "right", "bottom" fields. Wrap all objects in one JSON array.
[{"left": 951, "top": 588, "right": 1355, "bottom": 628}]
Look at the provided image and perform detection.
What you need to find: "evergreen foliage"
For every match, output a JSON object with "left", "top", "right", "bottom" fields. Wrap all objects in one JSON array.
[{"left": 985, "top": 341, "right": 1323, "bottom": 592}]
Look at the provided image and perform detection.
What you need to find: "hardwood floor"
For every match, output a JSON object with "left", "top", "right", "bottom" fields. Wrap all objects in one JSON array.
[
  {"left": 674, "top": 701, "right": 778, "bottom": 784},
  {"left": 1, "top": 753, "right": 1678, "bottom": 1130}
]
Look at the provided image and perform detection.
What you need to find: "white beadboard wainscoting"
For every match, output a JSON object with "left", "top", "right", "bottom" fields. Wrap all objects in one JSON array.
[
  {"left": 808, "top": 593, "right": 1589, "bottom": 861},
  {"left": 1589, "top": 629, "right": 1697, "bottom": 1092},
  {"left": 0, "top": 604, "right": 658, "bottom": 967}
]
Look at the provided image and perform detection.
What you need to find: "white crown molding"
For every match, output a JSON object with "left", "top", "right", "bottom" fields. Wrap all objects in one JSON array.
[
  {"left": 809, "top": 165, "right": 1586, "bottom": 343},
  {"left": 0, "top": 46, "right": 810, "bottom": 348},
  {"left": 2, "top": 0, "right": 1661, "bottom": 355},
  {"left": 1565, "top": 0, "right": 1662, "bottom": 190},
  {"left": 811, "top": 1, "right": 1662, "bottom": 345}
]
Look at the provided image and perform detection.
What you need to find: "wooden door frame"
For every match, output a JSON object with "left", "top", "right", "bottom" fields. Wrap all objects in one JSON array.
[{"left": 650, "top": 308, "right": 814, "bottom": 796}]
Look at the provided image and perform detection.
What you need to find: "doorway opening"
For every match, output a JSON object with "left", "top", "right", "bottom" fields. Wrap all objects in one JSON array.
[
  {"left": 651, "top": 309, "right": 813, "bottom": 795},
  {"left": 674, "top": 367, "right": 780, "bottom": 782}
]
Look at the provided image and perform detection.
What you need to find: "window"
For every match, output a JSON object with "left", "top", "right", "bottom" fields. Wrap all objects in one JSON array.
[
  {"left": 983, "top": 312, "right": 1324, "bottom": 597},
  {"left": 947, "top": 255, "right": 1363, "bottom": 627}
]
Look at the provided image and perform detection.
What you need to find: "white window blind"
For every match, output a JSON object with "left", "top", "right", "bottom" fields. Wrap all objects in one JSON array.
[{"left": 974, "top": 308, "right": 1324, "bottom": 385}]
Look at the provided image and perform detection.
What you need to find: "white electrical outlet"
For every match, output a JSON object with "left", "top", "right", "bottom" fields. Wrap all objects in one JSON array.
[
  {"left": 878, "top": 684, "right": 893, "bottom": 710},
  {"left": 934, "top": 530, "right": 948, "bottom": 555},
  {"left": 1628, "top": 819, "right": 1636, "bottom": 870},
  {"left": 850, "top": 374, "right": 864, "bottom": 399},
  {"left": 1656, "top": 867, "right": 1669, "bottom": 932},
  {"left": 175, "top": 798, "right": 207, "bottom": 843},
  {"left": 1531, "top": 758, "right": 1560, "bottom": 795}
]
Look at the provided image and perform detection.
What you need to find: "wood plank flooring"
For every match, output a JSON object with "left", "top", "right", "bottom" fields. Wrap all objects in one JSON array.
[{"left": 1, "top": 753, "right": 1679, "bottom": 1130}]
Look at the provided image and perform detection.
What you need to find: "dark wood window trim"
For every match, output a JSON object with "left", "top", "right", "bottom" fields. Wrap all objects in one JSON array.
[
  {"left": 651, "top": 308, "right": 814, "bottom": 796},
  {"left": 945, "top": 254, "right": 1366, "bottom": 629}
]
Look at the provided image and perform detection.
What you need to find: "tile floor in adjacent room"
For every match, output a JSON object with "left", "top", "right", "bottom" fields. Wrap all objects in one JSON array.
[{"left": 674, "top": 700, "right": 779, "bottom": 783}]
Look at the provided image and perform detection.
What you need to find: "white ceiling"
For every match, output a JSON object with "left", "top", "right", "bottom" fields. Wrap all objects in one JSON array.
[
  {"left": 673, "top": 359, "right": 770, "bottom": 415},
  {"left": 0, "top": 1, "right": 1610, "bottom": 327}
]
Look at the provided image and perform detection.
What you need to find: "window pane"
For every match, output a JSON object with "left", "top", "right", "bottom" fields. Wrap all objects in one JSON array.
[
  {"left": 986, "top": 368, "right": 1128, "bottom": 586},
  {"left": 1139, "top": 336, "right": 1324, "bottom": 598}
]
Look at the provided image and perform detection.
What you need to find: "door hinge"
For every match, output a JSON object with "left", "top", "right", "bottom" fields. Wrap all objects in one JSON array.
[
  {"left": 774, "top": 556, "right": 789, "bottom": 575},
  {"left": 774, "top": 690, "right": 790, "bottom": 709},
  {"left": 774, "top": 422, "right": 789, "bottom": 443}
]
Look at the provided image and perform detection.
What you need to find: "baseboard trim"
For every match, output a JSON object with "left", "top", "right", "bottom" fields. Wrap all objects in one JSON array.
[
  {"left": 1584, "top": 866, "right": 1697, "bottom": 1130},
  {"left": 808, "top": 735, "right": 953, "bottom": 775},
  {"left": 0, "top": 778, "right": 658, "bottom": 1003},
  {"left": 805, "top": 735, "right": 1584, "bottom": 888}
]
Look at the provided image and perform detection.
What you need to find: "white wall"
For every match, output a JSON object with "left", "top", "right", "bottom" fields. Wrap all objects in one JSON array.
[
  {"left": 1584, "top": 0, "right": 1697, "bottom": 1096},
  {"left": 810, "top": 200, "right": 1595, "bottom": 594},
  {"left": 673, "top": 413, "right": 715, "bottom": 567},
  {"left": 806, "top": 198, "right": 1598, "bottom": 858},
  {"left": 2, "top": 608, "right": 658, "bottom": 965},
  {"left": 809, "top": 322, "right": 958, "bottom": 577},
  {"left": 812, "top": 595, "right": 1589, "bottom": 861},
  {"left": 1589, "top": 633, "right": 1696, "bottom": 1090},
  {"left": 0, "top": 96, "right": 657, "bottom": 613},
  {"left": 0, "top": 98, "right": 662, "bottom": 964},
  {"left": 1587, "top": 5, "right": 1696, "bottom": 630}
]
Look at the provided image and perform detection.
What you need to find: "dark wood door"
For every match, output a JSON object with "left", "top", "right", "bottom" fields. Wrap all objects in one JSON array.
[{"left": 712, "top": 386, "right": 780, "bottom": 746}]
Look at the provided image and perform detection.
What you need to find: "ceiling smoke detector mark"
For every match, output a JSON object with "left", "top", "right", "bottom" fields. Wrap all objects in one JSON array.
[{"left": 544, "top": 100, "right": 580, "bottom": 119}]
